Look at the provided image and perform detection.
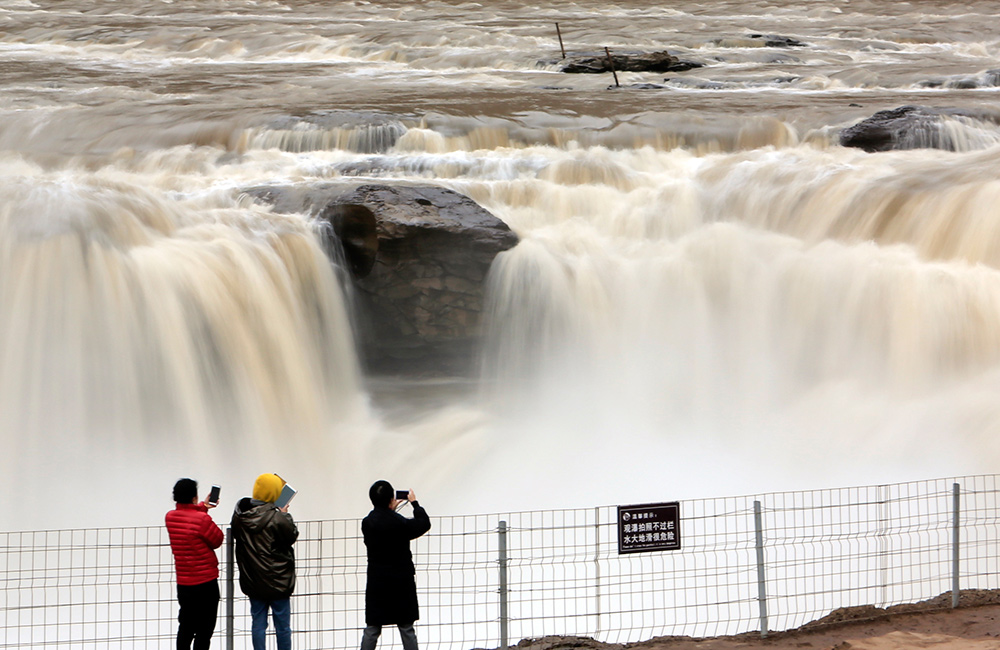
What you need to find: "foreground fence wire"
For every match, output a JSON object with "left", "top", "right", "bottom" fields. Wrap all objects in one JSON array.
[{"left": 3, "top": 476, "right": 999, "bottom": 649}]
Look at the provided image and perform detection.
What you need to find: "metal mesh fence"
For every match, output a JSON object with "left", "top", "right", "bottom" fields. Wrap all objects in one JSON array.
[
  {"left": 3, "top": 476, "right": 999, "bottom": 650},
  {"left": 0, "top": 527, "right": 176, "bottom": 648}
]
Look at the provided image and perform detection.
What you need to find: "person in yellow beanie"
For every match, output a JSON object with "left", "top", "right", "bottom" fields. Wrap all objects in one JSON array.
[{"left": 231, "top": 473, "right": 299, "bottom": 650}]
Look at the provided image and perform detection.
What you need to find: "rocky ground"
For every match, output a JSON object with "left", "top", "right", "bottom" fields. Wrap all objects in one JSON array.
[{"left": 504, "top": 591, "right": 1000, "bottom": 650}]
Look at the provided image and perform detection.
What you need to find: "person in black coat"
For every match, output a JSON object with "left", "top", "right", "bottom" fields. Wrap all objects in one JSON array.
[{"left": 360, "top": 480, "right": 431, "bottom": 650}]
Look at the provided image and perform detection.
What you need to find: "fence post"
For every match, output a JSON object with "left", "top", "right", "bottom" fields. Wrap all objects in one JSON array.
[
  {"left": 952, "top": 483, "right": 961, "bottom": 609},
  {"left": 876, "top": 484, "right": 890, "bottom": 608},
  {"left": 753, "top": 501, "right": 769, "bottom": 638},
  {"left": 226, "top": 527, "right": 235, "bottom": 650},
  {"left": 499, "top": 520, "right": 509, "bottom": 650},
  {"left": 594, "top": 506, "right": 602, "bottom": 637}
]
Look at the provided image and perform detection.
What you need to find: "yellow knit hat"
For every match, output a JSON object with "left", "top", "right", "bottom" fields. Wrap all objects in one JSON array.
[{"left": 253, "top": 473, "right": 285, "bottom": 503}]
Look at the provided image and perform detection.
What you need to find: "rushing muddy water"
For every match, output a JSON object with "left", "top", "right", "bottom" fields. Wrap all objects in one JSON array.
[{"left": 3, "top": 0, "right": 1000, "bottom": 529}]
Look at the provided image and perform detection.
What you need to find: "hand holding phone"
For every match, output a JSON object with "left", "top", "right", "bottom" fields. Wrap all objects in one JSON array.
[{"left": 208, "top": 485, "right": 221, "bottom": 506}]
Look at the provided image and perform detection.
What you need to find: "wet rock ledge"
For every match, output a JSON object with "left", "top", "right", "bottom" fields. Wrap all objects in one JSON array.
[
  {"left": 245, "top": 183, "right": 519, "bottom": 376},
  {"left": 839, "top": 105, "right": 1000, "bottom": 152}
]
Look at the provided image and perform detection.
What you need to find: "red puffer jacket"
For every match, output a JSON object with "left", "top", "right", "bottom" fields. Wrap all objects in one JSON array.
[{"left": 166, "top": 503, "right": 225, "bottom": 586}]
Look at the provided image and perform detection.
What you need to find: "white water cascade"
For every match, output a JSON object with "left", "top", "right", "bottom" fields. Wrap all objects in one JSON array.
[
  {"left": 0, "top": 169, "right": 369, "bottom": 527},
  {"left": 460, "top": 143, "right": 1000, "bottom": 511},
  {"left": 3, "top": 0, "right": 1000, "bottom": 530}
]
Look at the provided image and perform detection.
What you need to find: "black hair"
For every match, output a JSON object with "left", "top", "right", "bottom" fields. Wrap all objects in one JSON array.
[
  {"left": 173, "top": 478, "right": 198, "bottom": 504},
  {"left": 369, "top": 480, "right": 393, "bottom": 508}
]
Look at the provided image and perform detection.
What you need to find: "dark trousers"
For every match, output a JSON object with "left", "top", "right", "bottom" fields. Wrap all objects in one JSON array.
[
  {"left": 177, "top": 579, "right": 220, "bottom": 650},
  {"left": 360, "top": 623, "right": 418, "bottom": 650}
]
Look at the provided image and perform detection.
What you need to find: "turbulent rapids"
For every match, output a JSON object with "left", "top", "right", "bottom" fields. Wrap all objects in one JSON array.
[{"left": 3, "top": 0, "right": 1000, "bottom": 529}]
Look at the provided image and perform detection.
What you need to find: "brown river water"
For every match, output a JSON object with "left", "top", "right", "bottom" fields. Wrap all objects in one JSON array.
[{"left": 3, "top": 0, "right": 1000, "bottom": 529}]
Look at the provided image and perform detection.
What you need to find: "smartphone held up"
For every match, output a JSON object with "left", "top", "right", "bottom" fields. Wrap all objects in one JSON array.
[
  {"left": 275, "top": 484, "right": 297, "bottom": 509},
  {"left": 208, "top": 485, "right": 221, "bottom": 505}
]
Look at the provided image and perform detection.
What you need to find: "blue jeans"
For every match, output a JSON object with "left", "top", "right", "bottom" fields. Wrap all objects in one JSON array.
[{"left": 249, "top": 597, "right": 291, "bottom": 650}]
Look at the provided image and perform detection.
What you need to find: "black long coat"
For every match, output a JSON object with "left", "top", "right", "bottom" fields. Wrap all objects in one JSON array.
[{"left": 362, "top": 502, "right": 431, "bottom": 625}]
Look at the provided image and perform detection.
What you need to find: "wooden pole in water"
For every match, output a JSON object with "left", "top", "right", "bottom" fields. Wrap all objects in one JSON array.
[
  {"left": 556, "top": 23, "right": 566, "bottom": 58},
  {"left": 604, "top": 47, "right": 620, "bottom": 87}
]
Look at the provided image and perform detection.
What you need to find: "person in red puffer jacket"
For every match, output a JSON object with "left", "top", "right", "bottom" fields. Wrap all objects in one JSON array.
[{"left": 166, "top": 478, "right": 225, "bottom": 650}]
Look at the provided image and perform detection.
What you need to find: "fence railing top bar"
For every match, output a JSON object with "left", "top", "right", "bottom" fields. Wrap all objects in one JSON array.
[
  {"left": 759, "top": 496, "right": 950, "bottom": 513},
  {"left": 757, "top": 475, "right": 996, "bottom": 499},
  {"left": 3, "top": 474, "right": 997, "bottom": 537},
  {"left": 0, "top": 523, "right": 166, "bottom": 536}
]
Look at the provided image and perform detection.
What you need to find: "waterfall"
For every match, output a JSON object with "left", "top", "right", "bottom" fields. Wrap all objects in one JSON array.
[
  {"left": 0, "top": 171, "right": 367, "bottom": 527},
  {"left": 454, "top": 144, "right": 1000, "bottom": 512},
  {"left": 5, "top": 0, "right": 1000, "bottom": 529}
]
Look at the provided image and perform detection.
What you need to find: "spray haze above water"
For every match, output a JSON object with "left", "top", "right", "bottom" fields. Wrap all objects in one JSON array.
[{"left": 2, "top": 0, "right": 1000, "bottom": 530}]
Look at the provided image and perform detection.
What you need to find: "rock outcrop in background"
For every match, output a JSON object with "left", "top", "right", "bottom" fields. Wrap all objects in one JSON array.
[
  {"left": 839, "top": 105, "right": 1000, "bottom": 152},
  {"left": 553, "top": 50, "right": 703, "bottom": 74}
]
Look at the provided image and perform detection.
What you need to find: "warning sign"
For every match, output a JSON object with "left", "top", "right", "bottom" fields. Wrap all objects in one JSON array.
[{"left": 617, "top": 502, "right": 681, "bottom": 554}]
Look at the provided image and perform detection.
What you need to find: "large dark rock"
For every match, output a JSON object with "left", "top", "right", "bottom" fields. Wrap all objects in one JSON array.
[
  {"left": 839, "top": 105, "right": 1000, "bottom": 152},
  {"left": 245, "top": 182, "right": 519, "bottom": 376},
  {"left": 553, "top": 51, "right": 703, "bottom": 74}
]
